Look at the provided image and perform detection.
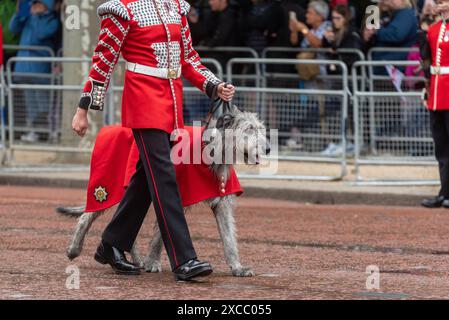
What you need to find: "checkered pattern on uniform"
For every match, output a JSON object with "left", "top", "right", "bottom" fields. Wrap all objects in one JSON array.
[
  {"left": 97, "top": 0, "right": 130, "bottom": 20},
  {"left": 128, "top": 0, "right": 181, "bottom": 28},
  {"left": 151, "top": 41, "right": 181, "bottom": 69},
  {"left": 178, "top": 0, "right": 191, "bottom": 15},
  {"left": 188, "top": 59, "right": 221, "bottom": 91},
  {"left": 102, "top": 14, "right": 127, "bottom": 34},
  {"left": 179, "top": 19, "right": 221, "bottom": 90}
]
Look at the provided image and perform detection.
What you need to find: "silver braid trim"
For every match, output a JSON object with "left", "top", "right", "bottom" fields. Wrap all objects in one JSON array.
[{"left": 97, "top": 0, "right": 130, "bottom": 21}]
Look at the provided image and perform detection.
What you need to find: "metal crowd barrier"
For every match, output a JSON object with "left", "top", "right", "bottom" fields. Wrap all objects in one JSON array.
[
  {"left": 2, "top": 56, "right": 224, "bottom": 164},
  {"left": 261, "top": 46, "right": 366, "bottom": 94},
  {"left": 5, "top": 57, "right": 94, "bottom": 162},
  {"left": 3, "top": 45, "right": 55, "bottom": 57},
  {"left": 196, "top": 46, "right": 259, "bottom": 83},
  {"left": 351, "top": 60, "right": 438, "bottom": 186},
  {"left": 367, "top": 47, "right": 419, "bottom": 62},
  {"left": 263, "top": 47, "right": 365, "bottom": 60},
  {"left": 196, "top": 46, "right": 259, "bottom": 59},
  {"left": 2, "top": 52, "right": 438, "bottom": 185},
  {"left": 227, "top": 58, "right": 349, "bottom": 181}
]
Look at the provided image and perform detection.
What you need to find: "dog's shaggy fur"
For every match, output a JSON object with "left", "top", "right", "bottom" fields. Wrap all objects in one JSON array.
[{"left": 58, "top": 107, "right": 269, "bottom": 277}]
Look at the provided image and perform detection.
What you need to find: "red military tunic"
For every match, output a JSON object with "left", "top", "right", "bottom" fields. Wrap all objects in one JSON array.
[
  {"left": 428, "top": 20, "right": 449, "bottom": 111},
  {"left": 79, "top": 0, "right": 221, "bottom": 132}
]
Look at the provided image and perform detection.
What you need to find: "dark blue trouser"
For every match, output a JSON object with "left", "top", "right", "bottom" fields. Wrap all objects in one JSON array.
[{"left": 102, "top": 128, "right": 197, "bottom": 270}]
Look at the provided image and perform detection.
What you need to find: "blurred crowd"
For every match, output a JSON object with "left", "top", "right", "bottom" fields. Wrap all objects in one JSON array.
[
  {"left": 184, "top": 0, "right": 437, "bottom": 73},
  {"left": 1, "top": 0, "right": 434, "bottom": 83},
  {"left": 0, "top": 0, "right": 443, "bottom": 147},
  {"left": 1, "top": 0, "right": 62, "bottom": 143}
]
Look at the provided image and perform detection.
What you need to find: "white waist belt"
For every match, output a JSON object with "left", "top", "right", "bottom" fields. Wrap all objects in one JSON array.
[
  {"left": 126, "top": 61, "right": 181, "bottom": 79},
  {"left": 431, "top": 66, "right": 449, "bottom": 75}
]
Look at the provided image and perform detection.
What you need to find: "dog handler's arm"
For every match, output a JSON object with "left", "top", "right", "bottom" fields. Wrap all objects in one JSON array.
[
  {"left": 73, "top": 3, "right": 131, "bottom": 137},
  {"left": 178, "top": 0, "right": 234, "bottom": 101},
  {"left": 79, "top": 7, "right": 130, "bottom": 111}
]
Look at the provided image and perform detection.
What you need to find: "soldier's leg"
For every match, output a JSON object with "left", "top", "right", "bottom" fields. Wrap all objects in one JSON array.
[
  {"left": 430, "top": 111, "right": 449, "bottom": 197},
  {"left": 439, "top": 110, "right": 449, "bottom": 197},
  {"left": 133, "top": 128, "right": 197, "bottom": 271},
  {"left": 102, "top": 159, "right": 152, "bottom": 251}
]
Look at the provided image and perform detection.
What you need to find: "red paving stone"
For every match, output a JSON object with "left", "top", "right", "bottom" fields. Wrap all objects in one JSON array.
[{"left": 2, "top": 185, "right": 449, "bottom": 300}]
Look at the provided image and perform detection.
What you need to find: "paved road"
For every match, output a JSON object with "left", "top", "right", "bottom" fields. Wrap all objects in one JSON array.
[{"left": 1, "top": 185, "right": 449, "bottom": 300}]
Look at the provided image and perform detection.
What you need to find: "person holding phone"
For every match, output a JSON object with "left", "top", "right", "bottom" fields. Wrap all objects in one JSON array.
[
  {"left": 289, "top": 0, "right": 330, "bottom": 49},
  {"left": 9, "top": 0, "right": 60, "bottom": 143},
  {"left": 322, "top": 4, "right": 361, "bottom": 74}
]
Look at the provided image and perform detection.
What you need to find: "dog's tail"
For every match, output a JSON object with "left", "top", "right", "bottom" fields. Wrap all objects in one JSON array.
[{"left": 56, "top": 205, "right": 86, "bottom": 218}]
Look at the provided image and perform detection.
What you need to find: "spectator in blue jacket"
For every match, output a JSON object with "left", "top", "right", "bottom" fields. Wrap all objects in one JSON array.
[
  {"left": 364, "top": 0, "right": 418, "bottom": 74},
  {"left": 9, "top": 0, "right": 60, "bottom": 143}
]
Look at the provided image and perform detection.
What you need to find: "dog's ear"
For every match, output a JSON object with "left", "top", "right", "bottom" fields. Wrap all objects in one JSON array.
[
  {"left": 216, "top": 114, "right": 235, "bottom": 129},
  {"left": 232, "top": 104, "right": 243, "bottom": 113}
]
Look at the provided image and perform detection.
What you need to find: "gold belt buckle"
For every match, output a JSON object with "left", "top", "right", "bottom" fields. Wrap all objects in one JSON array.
[
  {"left": 167, "top": 68, "right": 177, "bottom": 79},
  {"left": 435, "top": 66, "right": 441, "bottom": 75}
]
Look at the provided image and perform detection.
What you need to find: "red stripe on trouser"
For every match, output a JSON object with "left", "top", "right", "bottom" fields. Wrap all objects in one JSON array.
[{"left": 138, "top": 130, "right": 179, "bottom": 267}]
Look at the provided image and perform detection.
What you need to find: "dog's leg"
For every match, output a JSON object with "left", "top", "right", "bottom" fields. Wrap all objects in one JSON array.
[
  {"left": 212, "top": 196, "right": 255, "bottom": 277},
  {"left": 144, "top": 221, "right": 163, "bottom": 273},
  {"left": 130, "top": 244, "right": 144, "bottom": 268},
  {"left": 66, "top": 210, "right": 104, "bottom": 260}
]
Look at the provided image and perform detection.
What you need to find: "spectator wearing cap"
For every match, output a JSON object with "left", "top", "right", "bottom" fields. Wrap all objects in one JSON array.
[{"left": 9, "top": 0, "right": 60, "bottom": 143}]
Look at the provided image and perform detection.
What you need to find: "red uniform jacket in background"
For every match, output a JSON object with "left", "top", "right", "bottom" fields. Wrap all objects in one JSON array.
[
  {"left": 85, "top": 125, "right": 243, "bottom": 213},
  {"left": 428, "top": 20, "right": 449, "bottom": 111},
  {"left": 79, "top": 0, "right": 221, "bottom": 133}
]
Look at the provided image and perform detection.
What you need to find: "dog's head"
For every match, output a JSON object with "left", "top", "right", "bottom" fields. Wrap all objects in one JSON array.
[{"left": 205, "top": 105, "right": 270, "bottom": 165}]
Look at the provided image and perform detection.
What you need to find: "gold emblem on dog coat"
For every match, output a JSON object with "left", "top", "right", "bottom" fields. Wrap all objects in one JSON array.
[{"left": 94, "top": 186, "right": 108, "bottom": 203}]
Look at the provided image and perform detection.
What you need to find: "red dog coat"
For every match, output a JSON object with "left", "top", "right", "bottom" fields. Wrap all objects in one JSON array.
[{"left": 85, "top": 125, "right": 243, "bottom": 213}]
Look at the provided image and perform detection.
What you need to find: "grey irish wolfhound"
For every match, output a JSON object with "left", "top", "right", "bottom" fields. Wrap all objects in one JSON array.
[{"left": 58, "top": 107, "right": 270, "bottom": 277}]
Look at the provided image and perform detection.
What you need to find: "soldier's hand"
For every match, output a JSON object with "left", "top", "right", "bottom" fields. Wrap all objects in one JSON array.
[
  {"left": 217, "top": 83, "right": 235, "bottom": 102},
  {"left": 72, "top": 108, "right": 89, "bottom": 137}
]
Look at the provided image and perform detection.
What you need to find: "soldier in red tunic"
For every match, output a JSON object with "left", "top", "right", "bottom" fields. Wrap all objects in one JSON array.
[
  {"left": 422, "top": 0, "right": 449, "bottom": 208},
  {"left": 71, "top": 0, "right": 235, "bottom": 280}
]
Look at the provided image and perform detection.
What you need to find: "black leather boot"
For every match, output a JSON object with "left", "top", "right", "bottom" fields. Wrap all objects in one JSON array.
[
  {"left": 421, "top": 196, "right": 446, "bottom": 208},
  {"left": 173, "top": 259, "right": 213, "bottom": 281},
  {"left": 94, "top": 240, "right": 141, "bottom": 275},
  {"left": 442, "top": 199, "right": 449, "bottom": 209}
]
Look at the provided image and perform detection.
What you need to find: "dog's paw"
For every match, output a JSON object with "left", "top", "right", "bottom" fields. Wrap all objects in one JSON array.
[
  {"left": 131, "top": 257, "right": 144, "bottom": 269},
  {"left": 144, "top": 260, "right": 162, "bottom": 273},
  {"left": 231, "top": 267, "right": 255, "bottom": 277},
  {"left": 66, "top": 246, "right": 81, "bottom": 261}
]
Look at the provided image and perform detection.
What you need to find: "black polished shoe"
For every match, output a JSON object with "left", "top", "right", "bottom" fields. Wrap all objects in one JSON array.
[
  {"left": 173, "top": 259, "right": 213, "bottom": 281},
  {"left": 94, "top": 240, "right": 141, "bottom": 275},
  {"left": 421, "top": 196, "right": 446, "bottom": 208},
  {"left": 443, "top": 199, "right": 449, "bottom": 209}
]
